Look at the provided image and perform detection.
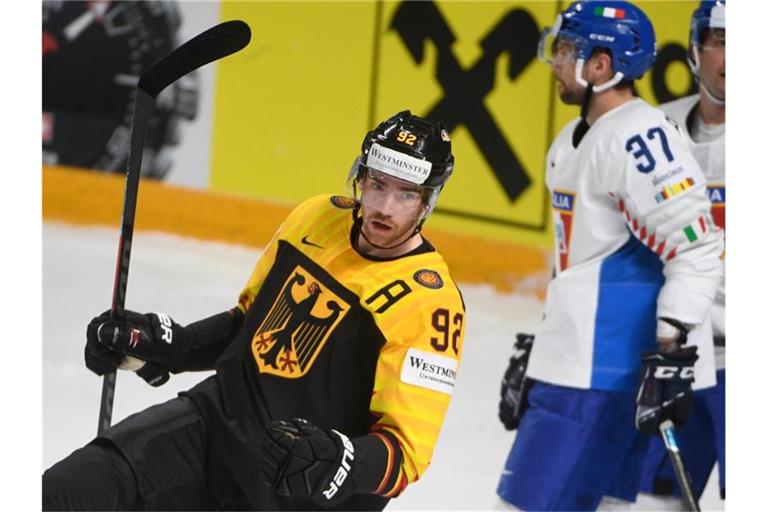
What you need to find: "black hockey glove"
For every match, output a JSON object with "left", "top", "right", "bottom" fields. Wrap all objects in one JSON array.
[
  {"left": 262, "top": 418, "right": 358, "bottom": 509},
  {"left": 85, "top": 309, "right": 186, "bottom": 387},
  {"left": 635, "top": 345, "right": 699, "bottom": 436},
  {"left": 499, "top": 333, "right": 535, "bottom": 431}
]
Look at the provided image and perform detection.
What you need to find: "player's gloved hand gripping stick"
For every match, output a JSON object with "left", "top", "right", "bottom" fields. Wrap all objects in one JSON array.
[
  {"left": 635, "top": 317, "right": 701, "bottom": 511},
  {"left": 95, "top": 20, "right": 251, "bottom": 436}
]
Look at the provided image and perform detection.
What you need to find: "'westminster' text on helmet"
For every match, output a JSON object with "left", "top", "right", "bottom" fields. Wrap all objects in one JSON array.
[{"left": 356, "top": 110, "right": 454, "bottom": 189}]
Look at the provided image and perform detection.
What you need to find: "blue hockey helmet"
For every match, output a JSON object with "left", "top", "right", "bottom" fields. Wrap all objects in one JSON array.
[
  {"left": 689, "top": 1, "right": 726, "bottom": 73},
  {"left": 538, "top": 1, "right": 656, "bottom": 92}
]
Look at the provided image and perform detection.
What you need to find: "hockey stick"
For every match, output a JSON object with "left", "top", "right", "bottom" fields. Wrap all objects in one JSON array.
[
  {"left": 97, "top": 20, "right": 251, "bottom": 435},
  {"left": 659, "top": 419, "right": 700, "bottom": 512}
]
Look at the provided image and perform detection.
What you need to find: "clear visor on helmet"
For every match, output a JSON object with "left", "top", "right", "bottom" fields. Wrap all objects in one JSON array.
[
  {"left": 538, "top": 14, "right": 579, "bottom": 65},
  {"left": 357, "top": 167, "right": 437, "bottom": 220},
  {"left": 541, "top": 38, "right": 588, "bottom": 68},
  {"left": 699, "top": 27, "right": 725, "bottom": 51}
]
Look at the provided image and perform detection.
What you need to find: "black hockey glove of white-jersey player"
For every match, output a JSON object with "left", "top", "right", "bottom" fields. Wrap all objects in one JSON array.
[
  {"left": 635, "top": 345, "right": 699, "bottom": 436},
  {"left": 499, "top": 333, "right": 535, "bottom": 431},
  {"left": 262, "top": 418, "right": 360, "bottom": 509},
  {"left": 85, "top": 309, "right": 186, "bottom": 387}
]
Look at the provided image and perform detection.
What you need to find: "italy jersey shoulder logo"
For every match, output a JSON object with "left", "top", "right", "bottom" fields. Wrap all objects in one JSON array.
[
  {"left": 706, "top": 184, "right": 725, "bottom": 230},
  {"left": 251, "top": 265, "right": 350, "bottom": 378},
  {"left": 552, "top": 190, "right": 576, "bottom": 271}
]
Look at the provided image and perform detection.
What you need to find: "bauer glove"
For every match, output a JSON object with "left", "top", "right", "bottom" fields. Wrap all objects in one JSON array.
[
  {"left": 499, "top": 333, "right": 535, "bottom": 430},
  {"left": 85, "top": 309, "right": 186, "bottom": 387},
  {"left": 262, "top": 418, "right": 359, "bottom": 509}
]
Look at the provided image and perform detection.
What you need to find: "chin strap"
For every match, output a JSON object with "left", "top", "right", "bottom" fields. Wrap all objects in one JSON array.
[
  {"left": 699, "top": 80, "right": 725, "bottom": 106},
  {"left": 573, "top": 59, "right": 625, "bottom": 131},
  {"left": 579, "top": 81, "right": 594, "bottom": 122},
  {"left": 574, "top": 58, "right": 625, "bottom": 94},
  {"left": 688, "top": 49, "right": 725, "bottom": 106}
]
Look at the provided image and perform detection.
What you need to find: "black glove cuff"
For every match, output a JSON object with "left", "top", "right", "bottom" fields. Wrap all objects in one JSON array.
[
  {"left": 353, "top": 431, "right": 405, "bottom": 497},
  {"left": 135, "top": 362, "right": 170, "bottom": 387}
]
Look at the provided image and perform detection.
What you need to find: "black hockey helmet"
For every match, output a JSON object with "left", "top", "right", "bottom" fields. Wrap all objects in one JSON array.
[{"left": 356, "top": 110, "right": 454, "bottom": 189}]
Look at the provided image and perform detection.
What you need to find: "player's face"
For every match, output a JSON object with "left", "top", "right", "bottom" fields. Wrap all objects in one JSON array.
[
  {"left": 698, "top": 28, "right": 725, "bottom": 99},
  {"left": 550, "top": 38, "right": 586, "bottom": 105},
  {"left": 357, "top": 170, "right": 426, "bottom": 252}
]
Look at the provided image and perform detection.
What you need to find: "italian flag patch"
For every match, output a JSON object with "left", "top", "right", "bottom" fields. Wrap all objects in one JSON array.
[
  {"left": 683, "top": 216, "right": 708, "bottom": 243},
  {"left": 594, "top": 7, "right": 626, "bottom": 19}
]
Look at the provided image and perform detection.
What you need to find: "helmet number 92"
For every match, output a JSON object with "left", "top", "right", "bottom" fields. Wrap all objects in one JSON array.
[
  {"left": 396, "top": 130, "right": 417, "bottom": 145},
  {"left": 625, "top": 126, "right": 675, "bottom": 174}
]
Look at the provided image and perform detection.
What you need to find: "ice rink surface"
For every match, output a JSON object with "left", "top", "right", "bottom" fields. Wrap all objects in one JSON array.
[{"left": 43, "top": 222, "right": 723, "bottom": 510}]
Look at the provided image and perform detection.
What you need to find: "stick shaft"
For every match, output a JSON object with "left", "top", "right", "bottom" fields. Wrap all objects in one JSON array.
[
  {"left": 95, "top": 19, "right": 250, "bottom": 435},
  {"left": 659, "top": 420, "right": 700, "bottom": 512},
  {"left": 97, "top": 90, "right": 153, "bottom": 436}
]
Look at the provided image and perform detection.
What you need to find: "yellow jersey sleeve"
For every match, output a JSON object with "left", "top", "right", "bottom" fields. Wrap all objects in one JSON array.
[{"left": 366, "top": 257, "right": 466, "bottom": 490}]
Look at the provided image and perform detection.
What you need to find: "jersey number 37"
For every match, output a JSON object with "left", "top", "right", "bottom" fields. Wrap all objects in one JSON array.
[{"left": 625, "top": 126, "right": 675, "bottom": 174}]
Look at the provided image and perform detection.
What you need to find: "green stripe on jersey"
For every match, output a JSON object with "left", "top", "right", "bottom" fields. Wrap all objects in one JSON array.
[{"left": 683, "top": 225, "right": 698, "bottom": 242}]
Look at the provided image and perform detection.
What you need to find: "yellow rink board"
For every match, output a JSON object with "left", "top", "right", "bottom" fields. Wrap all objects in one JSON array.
[
  {"left": 43, "top": 1, "right": 697, "bottom": 297},
  {"left": 211, "top": 1, "right": 697, "bottom": 249},
  {"left": 43, "top": 165, "right": 550, "bottom": 295}
]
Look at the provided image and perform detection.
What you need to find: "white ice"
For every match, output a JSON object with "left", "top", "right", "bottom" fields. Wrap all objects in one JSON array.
[{"left": 42, "top": 222, "right": 723, "bottom": 510}]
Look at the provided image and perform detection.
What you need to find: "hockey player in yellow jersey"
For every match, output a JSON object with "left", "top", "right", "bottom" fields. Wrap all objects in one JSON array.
[{"left": 43, "top": 111, "right": 465, "bottom": 510}]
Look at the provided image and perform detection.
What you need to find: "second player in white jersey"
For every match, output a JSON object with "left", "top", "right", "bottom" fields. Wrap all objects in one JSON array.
[
  {"left": 635, "top": 3, "right": 727, "bottom": 504},
  {"left": 661, "top": 94, "right": 725, "bottom": 360}
]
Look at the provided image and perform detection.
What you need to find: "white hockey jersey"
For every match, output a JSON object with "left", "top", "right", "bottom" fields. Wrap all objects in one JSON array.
[
  {"left": 660, "top": 95, "right": 725, "bottom": 361},
  {"left": 527, "top": 98, "right": 724, "bottom": 392}
]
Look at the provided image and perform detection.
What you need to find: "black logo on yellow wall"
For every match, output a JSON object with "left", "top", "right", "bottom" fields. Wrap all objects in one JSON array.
[
  {"left": 390, "top": 1, "right": 539, "bottom": 202},
  {"left": 251, "top": 267, "right": 349, "bottom": 378}
]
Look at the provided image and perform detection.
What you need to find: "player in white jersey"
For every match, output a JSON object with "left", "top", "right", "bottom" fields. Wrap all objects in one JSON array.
[
  {"left": 636, "top": 1, "right": 726, "bottom": 505},
  {"left": 495, "top": 2, "right": 724, "bottom": 510}
]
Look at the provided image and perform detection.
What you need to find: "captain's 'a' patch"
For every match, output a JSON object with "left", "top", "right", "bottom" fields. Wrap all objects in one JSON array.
[{"left": 251, "top": 265, "right": 350, "bottom": 378}]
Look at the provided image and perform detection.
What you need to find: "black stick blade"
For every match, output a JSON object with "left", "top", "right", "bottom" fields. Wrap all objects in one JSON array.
[{"left": 138, "top": 20, "right": 251, "bottom": 98}]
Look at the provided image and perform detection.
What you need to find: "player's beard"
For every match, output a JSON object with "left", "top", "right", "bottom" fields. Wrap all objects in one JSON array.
[
  {"left": 360, "top": 210, "right": 420, "bottom": 251},
  {"left": 558, "top": 81, "right": 586, "bottom": 105}
]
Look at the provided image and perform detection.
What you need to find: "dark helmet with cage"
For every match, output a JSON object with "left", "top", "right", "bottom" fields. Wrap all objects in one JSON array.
[
  {"left": 538, "top": 0, "right": 656, "bottom": 93},
  {"left": 349, "top": 110, "right": 454, "bottom": 223}
]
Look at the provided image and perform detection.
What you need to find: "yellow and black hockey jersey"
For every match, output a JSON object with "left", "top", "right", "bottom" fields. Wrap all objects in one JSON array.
[{"left": 187, "top": 194, "right": 465, "bottom": 509}]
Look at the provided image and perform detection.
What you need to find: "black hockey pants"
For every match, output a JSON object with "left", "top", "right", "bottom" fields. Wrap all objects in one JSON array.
[
  {"left": 43, "top": 440, "right": 143, "bottom": 511},
  {"left": 42, "top": 395, "right": 245, "bottom": 511}
]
